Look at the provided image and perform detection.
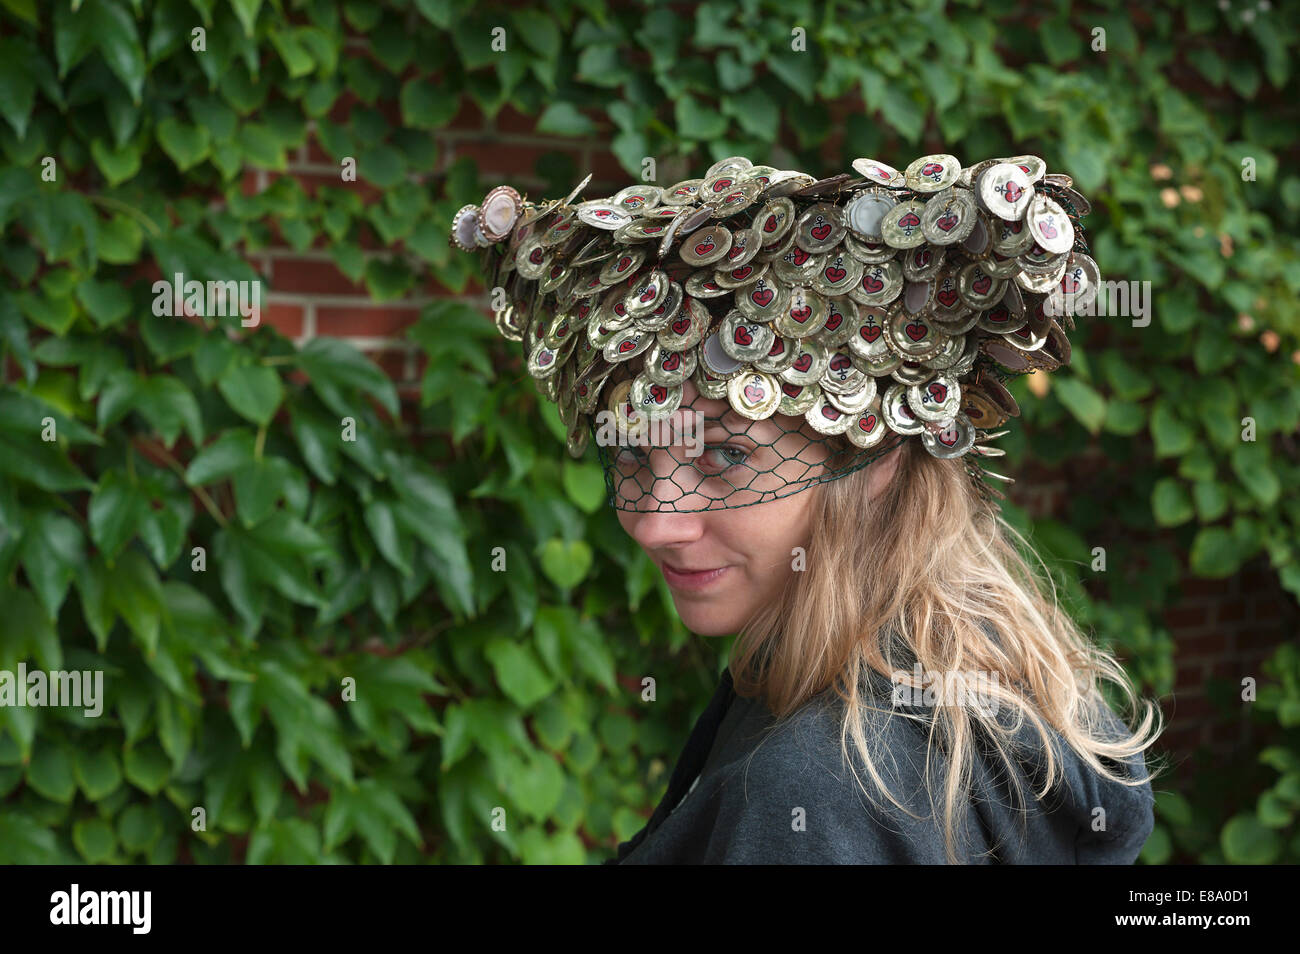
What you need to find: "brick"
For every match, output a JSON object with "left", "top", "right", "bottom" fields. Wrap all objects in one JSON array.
[
  {"left": 240, "top": 169, "right": 262, "bottom": 197},
  {"left": 1172, "top": 630, "right": 1230, "bottom": 657},
  {"left": 1182, "top": 576, "right": 1233, "bottom": 598},
  {"left": 1174, "top": 660, "right": 1206, "bottom": 687},
  {"left": 451, "top": 139, "right": 577, "bottom": 179},
  {"left": 270, "top": 258, "right": 365, "bottom": 296},
  {"left": 317, "top": 305, "right": 419, "bottom": 338},
  {"left": 1168, "top": 693, "right": 1218, "bottom": 720},
  {"left": 446, "top": 97, "right": 485, "bottom": 131},
  {"left": 271, "top": 170, "right": 383, "bottom": 203},
  {"left": 1215, "top": 598, "right": 1247, "bottom": 624},
  {"left": 1162, "top": 605, "right": 1212, "bottom": 629},
  {"left": 494, "top": 104, "right": 540, "bottom": 135},
  {"left": 261, "top": 303, "right": 304, "bottom": 338},
  {"left": 364, "top": 349, "right": 409, "bottom": 382}
]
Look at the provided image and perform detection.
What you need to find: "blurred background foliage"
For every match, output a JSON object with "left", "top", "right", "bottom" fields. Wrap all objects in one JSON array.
[{"left": 0, "top": 0, "right": 1297, "bottom": 863}]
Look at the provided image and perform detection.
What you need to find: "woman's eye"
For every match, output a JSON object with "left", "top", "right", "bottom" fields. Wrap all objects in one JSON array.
[{"left": 699, "top": 445, "right": 750, "bottom": 472}]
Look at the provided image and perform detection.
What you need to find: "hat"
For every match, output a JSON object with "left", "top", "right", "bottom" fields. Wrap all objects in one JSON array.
[{"left": 449, "top": 154, "right": 1099, "bottom": 508}]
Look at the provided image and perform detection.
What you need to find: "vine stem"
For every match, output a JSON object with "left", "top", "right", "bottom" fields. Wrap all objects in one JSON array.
[
  {"left": 132, "top": 436, "right": 228, "bottom": 527},
  {"left": 84, "top": 194, "right": 163, "bottom": 237}
]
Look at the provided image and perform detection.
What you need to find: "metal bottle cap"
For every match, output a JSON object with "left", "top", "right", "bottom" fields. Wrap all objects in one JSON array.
[
  {"left": 479, "top": 186, "right": 523, "bottom": 242},
  {"left": 848, "top": 259, "right": 904, "bottom": 307},
  {"left": 599, "top": 247, "right": 646, "bottom": 285},
  {"left": 907, "top": 373, "right": 962, "bottom": 422},
  {"left": 630, "top": 372, "right": 683, "bottom": 421},
  {"left": 773, "top": 244, "right": 825, "bottom": 285},
  {"left": 820, "top": 349, "right": 866, "bottom": 394},
  {"left": 812, "top": 249, "right": 862, "bottom": 297},
  {"left": 826, "top": 376, "right": 876, "bottom": 414},
  {"left": 680, "top": 225, "right": 733, "bottom": 266},
  {"left": 755, "top": 332, "right": 800, "bottom": 374},
  {"left": 921, "top": 413, "right": 976, "bottom": 458},
  {"left": 794, "top": 203, "right": 846, "bottom": 253},
  {"left": 843, "top": 233, "right": 899, "bottom": 264},
  {"left": 774, "top": 285, "right": 829, "bottom": 338},
  {"left": 1025, "top": 194, "right": 1075, "bottom": 255},
  {"left": 612, "top": 184, "right": 663, "bottom": 213},
  {"left": 880, "top": 200, "right": 927, "bottom": 248},
  {"left": 920, "top": 188, "right": 978, "bottom": 244},
  {"left": 850, "top": 158, "right": 905, "bottom": 187},
  {"left": 844, "top": 191, "right": 899, "bottom": 242},
  {"left": 684, "top": 269, "right": 731, "bottom": 298},
  {"left": 515, "top": 237, "right": 552, "bottom": 280},
  {"left": 754, "top": 198, "right": 796, "bottom": 243},
  {"left": 777, "top": 380, "right": 820, "bottom": 416},
  {"left": 902, "top": 245, "right": 946, "bottom": 282},
  {"left": 722, "top": 227, "right": 761, "bottom": 269},
  {"left": 528, "top": 339, "right": 562, "bottom": 378},
  {"left": 958, "top": 261, "right": 1005, "bottom": 309},
  {"left": 819, "top": 296, "right": 859, "bottom": 347},
  {"left": 694, "top": 364, "right": 730, "bottom": 400},
  {"left": 846, "top": 306, "right": 890, "bottom": 362},
  {"left": 699, "top": 330, "right": 746, "bottom": 377},
  {"left": 806, "top": 393, "right": 854, "bottom": 435},
  {"left": 978, "top": 163, "right": 1034, "bottom": 221},
  {"left": 633, "top": 280, "right": 684, "bottom": 332},
  {"left": 450, "top": 204, "right": 482, "bottom": 251},
  {"left": 661, "top": 179, "right": 705, "bottom": 205},
  {"left": 778, "top": 337, "right": 830, "bottom": 386},
  {"left": 577, "top": 203, "right": 634, "bottom": 230},
  {"left": 886, "top": 307, "right": 946, "bottom": 360},
  {"left": 643, "top": 341, "right": 697, "bottom": 386},
  {"left": 735, "top": 276, "right": 789, "bottom": 323},
  {"left": 881, "top": 383, "right": 926, "bottom": 435},
  {"left": 720, "top": 310, "right": 776, "bottom": 363},
  {"left": 904, "top": 154, "right": 961, "bottom": 192},
  {"left": 656, "top": 295, "right": 711, "bottom": 351},
  {"left": 845, "top": 404, "right": 888, "bottom": 447},
  {"left": 624, "top": 268, "right": 670, "bottom": 318},
  {"left": 727, "top": 369, "right": 782, "bottom": 420},
  {"left": 604, "top": 327, "right": 654, "bottom": 364},
  {"left": 712, "top": 258, "right": 769, "bottom": 290}
]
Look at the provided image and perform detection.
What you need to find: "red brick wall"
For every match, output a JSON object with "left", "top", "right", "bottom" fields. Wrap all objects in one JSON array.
[{"left": 248, "top": 95, "right": 1298, "bottom": 766}]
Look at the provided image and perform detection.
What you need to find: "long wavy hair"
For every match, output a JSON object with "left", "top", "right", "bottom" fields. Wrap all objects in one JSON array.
[{"left": 729, "top": 434, "right": 1167, "bottom": 864}]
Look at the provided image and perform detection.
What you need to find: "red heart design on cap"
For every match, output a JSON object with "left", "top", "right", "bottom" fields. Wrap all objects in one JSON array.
[
  {"left": 732, "top": 265, "right": 753, "bottom": 280},
  {"left": 576, "top": 303, "right": 590, "bottom": 320},
  {"left": 671, "top": 317, "right": 691, "bottom": 334},
  {"left": 794, "top": 354, "right": 812, "bottom": 372},
  {"left": 821, "top": 405, "right": 841, "bottom": 419},
  {"left": 578, "top": 383, "right": 588, "bottom": 396},
  {"left": 763, "top": 215, "right": 779, "bottom": 233},
  {"left": 728, "top": 245, "right": 744, "bottom": 260},
  {"left": 1041, "top": 220, "right": 1059, "bottom": 239},
  {"left": 595, "top": 210, "right": 611, "bottom": 218},
  {"left": 529, "top": 249, "right": 544, "bottom": 264},
  {"left": 862, "top": 274, "right": 884, "bottom": 293},
  {"left": 988, "top": 306, "right": 1009, "bottom": 324},
  {"left": 734, "top": 326, "right": 753, "bottom": 345},
  {"left": 1062, "top": 270, "right": 1082, "bottom": 293},
  {"left": 713, "top": 178, "right": 733, "bottom": 192},
  {"left": 937, "top": 213, "right": 958, "bottom": 232},
  {"left": 791, "top": 305, "right": 812, "bottom": 323},
  {"left": 824, "top": 311, "right": 843, "bottom": 331},
  {"left": 538, "top": 351, "right": 553, "bottom": 365},
  {"left": 792, "top": 248, "right": 810, "bottom": 265},
  {"left": 703, "top": 280, "right": 720, "bottom": 291},
  {"left": 972, "top": 276, "right": 992, "bottom": 295},
  {"left": 939, "top": 427, "right": 959, "bottom": 446},
  {"left": 1002, "top": 182, "right": 1023, "bottom": 204},
  {"left": 860, "top": 325, "right": 881, "bottom": 343},
  {"left": 830, "top": 354, "right": 850, "bottom": 371},
  {"left": 859, "top": 414, "right": 877, "bottom": 431},
  {"left": 613, "top": 302, "right": 627, "bottom": 317},
  {"left": 695, "top": 241, "right": 715, "bottom": 256},
  {"left": 556, "top": 321, "right": 569, "bottom": 337},
  {"left": 937, "top": 289, "right": 959, "bottom": 307},
  {"left": 928, "top": 382, "right": 948, "bottom": 402},
  {"left": 645, "top": 225, "right": 663, "bottom": 233},
  {"left": 618, "top": 339, "right": 635, "bottom": 353},
  {"left": 921, "top": 162, "right": 943, "bottom": 177},
  {"left": 905, "top": 322, "right": 928, "bottom": 341},
  {"left": 915, "top": 249, "right": 931, "bottom": 267},
  {"left": 651, "top": 384, "right": 667, "bottom": 402},
  {"left": 741, "top": 382, "right": 764, "bottom": 403},
  {"left": 1013, "top": 326, "right": 1031, "bottom": 339},
  {"left": 780, "top": 385, "right": 801, "bottom": 400},
  {"left": 640, "top": 287, "right": 657, "bottom": 302},
  {"left": 617, "top": 256, "right": 631, "bottom": 271},
  {"left": 825, "top": 266, "right": 846, "bottom": 283},
  {"left": 811, "top": 223, "right": 832, "bottom": 240},
  {"left": 900, "top": 212, "right": 921, "bottom": 228},
  {"left": 768, "top": 339, "right": 785, "bottom": 356},
  {"left": 899, "top": 403, "right": 915, "bottom": 419},
  {"left": 662, "top": 352, "right": 680, "bottom": 371},
  {"left": 751, "top": 288, "right": 774, "bottom": 307}
]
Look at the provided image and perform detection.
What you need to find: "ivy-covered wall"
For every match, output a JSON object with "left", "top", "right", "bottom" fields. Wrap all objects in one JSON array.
[{"left": 0, "top": 0, "right": 1297, "bottom": 864}]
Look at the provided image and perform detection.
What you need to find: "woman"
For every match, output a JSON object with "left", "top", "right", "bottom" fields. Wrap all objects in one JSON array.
[{"left": 452, "top": 154, "right": 1164, "bottom": 864}]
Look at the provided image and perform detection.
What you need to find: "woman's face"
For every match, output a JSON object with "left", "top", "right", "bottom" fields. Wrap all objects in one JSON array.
[{"left": 613, "top": 378, "right": 899, "bottom": 636}]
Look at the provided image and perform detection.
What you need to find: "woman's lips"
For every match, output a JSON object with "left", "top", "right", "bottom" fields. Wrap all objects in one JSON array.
[{"left": 660, "top": 562, "right": 729, "bottom": 590}]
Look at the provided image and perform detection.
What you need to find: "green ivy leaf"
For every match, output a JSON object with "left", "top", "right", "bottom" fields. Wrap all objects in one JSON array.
[
  {"left": 218, "top": 363, "right": 285, "bottom": 427},
  {"left": 539, "top": 537, "right": 592, "bottom": 590}
]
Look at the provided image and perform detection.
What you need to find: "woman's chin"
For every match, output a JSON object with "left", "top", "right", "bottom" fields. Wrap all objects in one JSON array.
[{"left": 676, "top": 606, "right": 741, "bottom": 637}]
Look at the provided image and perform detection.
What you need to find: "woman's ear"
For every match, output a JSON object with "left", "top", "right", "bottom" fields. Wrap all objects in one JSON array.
[{"left": 865, "top": 441, "right": 904, "bottom": 500}]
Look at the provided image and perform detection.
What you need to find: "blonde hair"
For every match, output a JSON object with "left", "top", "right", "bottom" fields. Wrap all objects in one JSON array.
[{"left": 729, "top": 435, "right": 1167, "bottom": 863}]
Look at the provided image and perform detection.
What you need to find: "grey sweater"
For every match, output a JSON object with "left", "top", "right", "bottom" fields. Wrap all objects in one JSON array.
[{"left": 607, "top": 666, "right": 1155, "bottom": 864}]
